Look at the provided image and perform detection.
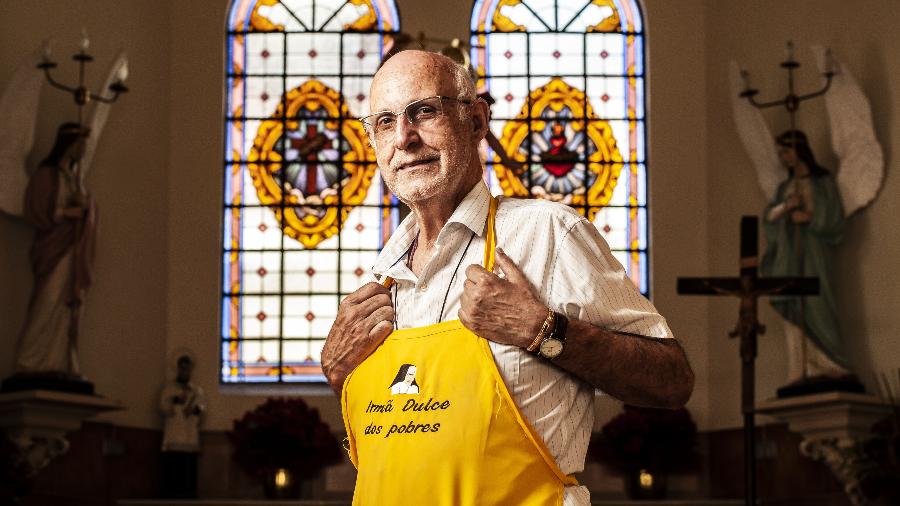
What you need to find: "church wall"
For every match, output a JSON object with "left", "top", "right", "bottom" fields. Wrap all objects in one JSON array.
[
  {"left": 2, "top": 0, "right": 894, "bottom": 503},
  {"left": 7, "top": 0, "right": 895, "bottom": 456},
  {"left": 703, "top": 0, "right": 900, "bottom": 429}
]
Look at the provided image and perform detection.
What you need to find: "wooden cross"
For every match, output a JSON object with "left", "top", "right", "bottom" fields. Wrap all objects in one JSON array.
[{"left": 677, "top": 216, "right": 819, "bottom": 506}]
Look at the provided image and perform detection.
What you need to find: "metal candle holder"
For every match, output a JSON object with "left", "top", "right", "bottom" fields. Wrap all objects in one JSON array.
[
  {"left": 37, "top": 31, "right": 128, "bottom": 126},
  {"left": 738, "top": 41, "right": 834, "bottom": 130}
]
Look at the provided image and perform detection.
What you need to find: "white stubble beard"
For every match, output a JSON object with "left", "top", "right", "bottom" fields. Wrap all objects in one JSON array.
[{"left": 386, "top": 137, "right": 473, "bottom": 206}]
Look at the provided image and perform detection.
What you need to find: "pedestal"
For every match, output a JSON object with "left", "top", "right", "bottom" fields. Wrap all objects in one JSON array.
[
  {"left": 0, "top": 389, "right": 123, "bottom": 478},
  {"left": 757, "top": 391, "right": 891, "bottom": 506}
]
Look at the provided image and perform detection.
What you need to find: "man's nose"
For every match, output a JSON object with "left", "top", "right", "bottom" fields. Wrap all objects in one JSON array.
[{"left": 392, "top": 114, "right": 421, "bottom": 151}]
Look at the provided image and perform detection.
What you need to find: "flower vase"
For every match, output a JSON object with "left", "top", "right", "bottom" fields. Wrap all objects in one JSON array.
[{"left": 624, "top": 468, "right": 668, "bottom": 500}]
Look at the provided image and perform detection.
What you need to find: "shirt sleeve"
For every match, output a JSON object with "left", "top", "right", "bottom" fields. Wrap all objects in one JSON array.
[{"left": 548, "top": 219, "right": 673, "bottom": 339}]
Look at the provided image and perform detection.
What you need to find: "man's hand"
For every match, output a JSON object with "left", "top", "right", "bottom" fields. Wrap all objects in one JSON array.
[
  {"left": 459, "top": 248, "right": 546, "bottom": 349},
  {"left": 322, "top": 282, "right": 394, "bottom": 395}
]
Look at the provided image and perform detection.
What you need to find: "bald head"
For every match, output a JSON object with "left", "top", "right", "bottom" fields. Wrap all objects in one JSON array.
[{"left": 370, "top": 50, "right": 476, "bottom": 114}]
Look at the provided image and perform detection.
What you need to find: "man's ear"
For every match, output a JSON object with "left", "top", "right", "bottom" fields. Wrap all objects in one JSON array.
[{"left": 471, "top": 99, "right": 491, "bottom": 140}]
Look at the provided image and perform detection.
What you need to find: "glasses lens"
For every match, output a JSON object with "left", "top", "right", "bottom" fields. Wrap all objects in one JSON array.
[
  {"left": 406, "top": 97, "right": 444, "bottom": 125},
  {"left": 366, "top": 97, "right": 448, "bottom": 143}
]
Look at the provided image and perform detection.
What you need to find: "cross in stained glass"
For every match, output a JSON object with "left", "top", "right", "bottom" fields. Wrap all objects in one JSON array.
[{"left": 287, "top": 123, "right": 333, "bottom": 195}]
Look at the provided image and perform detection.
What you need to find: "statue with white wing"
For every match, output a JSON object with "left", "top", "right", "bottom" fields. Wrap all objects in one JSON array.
[
  {"left": 731, "top": 46, "right": 884, "bottom": 396},
  {"left": 0, "top": 42, "right": 128, "bottom": 394}
]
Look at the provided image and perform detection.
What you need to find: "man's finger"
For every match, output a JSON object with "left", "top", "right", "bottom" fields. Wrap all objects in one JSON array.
[
  {"left": 342, "top": 282, "right": 389, "bottom": 307},
  {"left": 495, "top": 248, "right": 528, "bottom": 285},
  {"left": 351, "top": 292, "right": 393, "bottom": 320},
  {"left": 361, "top": 305, "right": 395, "bottom": 334},
  {"left": 369, "top": 320, "right": 393, "bottom": 340},
  {"left": 464, "top": 263, "right": 495, "bottom": 284}
]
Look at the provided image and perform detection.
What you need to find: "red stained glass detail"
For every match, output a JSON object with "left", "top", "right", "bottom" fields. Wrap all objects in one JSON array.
[
  {"left": 305, "top": 312, "right": 315, "bottom": 321},
  {"left": 258, "top": 223, "right": 268, "bottom": 232},
  {"left": 552, "top": 50, "right": 561, "bottom": 59},
  {"left": 600, "top": 50, "right": 609, "bottom": 59},
  {"left": 355, "top": 223, "right": 365, "bottom": 232},
  {"left": 306, "top": 267, "right": 315, "bottom": 277},
  {"left": 357, "top": 50, "right": 366, "bottom": 59},
  {"left": 356, "top": 93, "right": 365, "bottom": 102},
  {"left": 257, "top": 311, "right": 267, "bottom": 321},
  {"left": 505, "top": 93, "right": 513, "bottom": 102},
  {"left": 261, "top": 49, "right": 270, "bottom": 59},
  {"left": 354, "top": 267, "right": 364, "bottom": 277},
  {"left": 308, "top": 49, "right": 318, "bottom": 58},
  {"left": 601, "top": 94, "right": 610, "bottom": 102},
  {"left": 261, "top": 92, "right": 269, "bottom": 102},
  {"left": 603, "top": 224, "right": 612, "bottom": 233},
  {"left": 257, "top": 267, "right": 267, "bottom": 277},
  {"left": 504, "top": 50, "right": 513, "bottom": 59}
]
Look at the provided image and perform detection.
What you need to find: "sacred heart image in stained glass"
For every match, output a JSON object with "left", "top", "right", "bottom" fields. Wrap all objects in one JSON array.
[
  {"left": 248, "top": 79, "right": 376, "bottom": 248},
  {"left": 495, "top": 78, "right": 624, "bottom": 220}
]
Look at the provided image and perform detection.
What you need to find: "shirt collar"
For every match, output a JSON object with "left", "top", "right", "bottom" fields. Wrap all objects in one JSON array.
[{"left": 371, "top": 181, "right": 492, "bottom": 280}]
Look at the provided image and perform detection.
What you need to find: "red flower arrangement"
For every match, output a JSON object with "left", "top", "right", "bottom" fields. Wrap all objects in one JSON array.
[
  {"left": 589, "top": 404, "right": 701, "bottom": 475},
  {"left": 226, "top": 397, "right": 342, "bottom": 482}
]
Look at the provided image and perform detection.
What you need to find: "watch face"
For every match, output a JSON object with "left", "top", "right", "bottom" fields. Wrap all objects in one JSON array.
[{"left": 539, "top": 338, "right": 564, "bottom": 359}]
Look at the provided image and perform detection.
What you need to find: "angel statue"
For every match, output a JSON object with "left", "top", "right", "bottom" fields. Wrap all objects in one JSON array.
[
  {"left": 730, "top": 47, "right": 884, "bottom": 395},
  {"left": 0, "top": 46, "right": 128, "bottom": 394}
]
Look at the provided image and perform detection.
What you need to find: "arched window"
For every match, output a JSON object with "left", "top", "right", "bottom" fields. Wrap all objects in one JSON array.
[
  {"left": 471, "top": 0, "right": 648, "bottom": 294},
  {"left": 222, "top": 0, "right": 400, "bottom": 383}
]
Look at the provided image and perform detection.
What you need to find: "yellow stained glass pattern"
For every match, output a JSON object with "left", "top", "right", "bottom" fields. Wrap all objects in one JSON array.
[{"left": 248, "top": 80, "right": 376, "bottom": 249}]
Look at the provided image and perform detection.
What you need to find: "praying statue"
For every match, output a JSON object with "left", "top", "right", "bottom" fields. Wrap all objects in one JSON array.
[
  {"left": 761, "top": 131, "right": 847, "bottom": 384},
  {"left": 13, "top": 123, "right": 97, "bottom": 385},
  {"left": 729, "top": 48, "right": 884, "bottom": 394}
]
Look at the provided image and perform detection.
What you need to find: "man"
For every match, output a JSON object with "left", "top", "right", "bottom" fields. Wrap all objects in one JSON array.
[{"left": 323, "top": 50, "right": 693, "bottom": 505}]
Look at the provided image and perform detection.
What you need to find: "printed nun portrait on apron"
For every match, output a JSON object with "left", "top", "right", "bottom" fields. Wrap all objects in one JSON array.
[{"left": 389, "top": 364, "right": 419, "bottom": 395}]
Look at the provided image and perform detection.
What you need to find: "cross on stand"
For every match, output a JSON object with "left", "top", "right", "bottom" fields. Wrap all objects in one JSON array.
[{"left": 677, "top": 216, "right": 819, "bottom": 506}]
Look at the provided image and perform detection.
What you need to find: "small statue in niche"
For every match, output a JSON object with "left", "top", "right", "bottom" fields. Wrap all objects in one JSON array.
[{"left": 159, "top": 352, "right": 207, "bottom": 499}]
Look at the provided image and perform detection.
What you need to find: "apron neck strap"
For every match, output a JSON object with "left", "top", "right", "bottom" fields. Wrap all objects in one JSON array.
[{"left": 382, "top": 195, "right": 499, "bottom": 289}]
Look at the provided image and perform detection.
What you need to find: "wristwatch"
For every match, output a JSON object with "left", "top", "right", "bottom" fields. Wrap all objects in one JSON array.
[{"left": 537, "top": 312, "right": 568, "bottom": 359}]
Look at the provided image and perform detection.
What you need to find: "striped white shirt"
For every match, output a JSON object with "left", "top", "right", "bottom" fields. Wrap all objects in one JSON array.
[{"left": 370, "top": 181, "right": 674, "bottom": 505}]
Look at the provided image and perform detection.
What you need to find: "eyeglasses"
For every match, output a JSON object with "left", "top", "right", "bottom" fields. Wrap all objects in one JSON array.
[{"left": 359, "top": 95, "right": 472, "bottom": 144}]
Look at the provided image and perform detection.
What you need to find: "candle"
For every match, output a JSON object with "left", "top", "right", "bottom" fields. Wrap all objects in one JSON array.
[
  {"left": 42, "top": 40, "right": 52, "bottom": 62},
  {"left": 117, "top": 61, "right": 129, "bottom": 82},
  {"left": 80, "top": 28, "right": 90, "bottom": 52},
  {"left": 784, "top": 40, "right": 794, "bottom": 62}
]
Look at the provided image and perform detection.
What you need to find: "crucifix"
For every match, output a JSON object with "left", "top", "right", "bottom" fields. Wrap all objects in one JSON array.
[{"left": 677, "top": 216, "right": 819, "bottom": 506}]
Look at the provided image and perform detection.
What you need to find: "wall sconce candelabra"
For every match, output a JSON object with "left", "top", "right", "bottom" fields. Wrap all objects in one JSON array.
[
  {"left": 738, "top": 41, "right": 835, "bottom": 130},
  {"left": 37, "top": 30, "right": 129, "bottom": 125}
]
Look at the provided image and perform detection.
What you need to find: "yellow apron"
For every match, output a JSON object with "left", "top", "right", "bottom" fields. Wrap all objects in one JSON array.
[{"left": 341, "top": 196, "right": 577, "bottom": 505}]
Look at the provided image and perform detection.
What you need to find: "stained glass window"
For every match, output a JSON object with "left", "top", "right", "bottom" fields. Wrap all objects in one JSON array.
[
  {"left": 222, "top": 0, "right": 400, "bottom": 383},
  {"left": 471, "top": 0, "right": 648, "bottom": 294}
]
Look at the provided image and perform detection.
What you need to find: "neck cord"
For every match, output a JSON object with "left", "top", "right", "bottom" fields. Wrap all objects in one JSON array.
[
  {"left": 438, "top": 230, "right": 477, "bottom": 324},
  {"left": 391, "top": 229, "right": 477, "bottom": 330}
]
